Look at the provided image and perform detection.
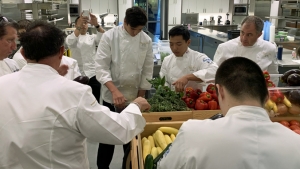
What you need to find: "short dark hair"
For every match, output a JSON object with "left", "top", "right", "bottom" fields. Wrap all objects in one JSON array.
[
  {"left": 0, "top": 16, "right": 19, "bottom": 39},
  {"left": 215, "top": 57, "right": 268, "bottom": 106},
  {"left": 241, "top": 16, "right": 264, "bottom": 33},
  {"left": 124, "top": 6, "right": 147, "bottom": 27},
  {"left": 17, "top": 19, "right": 32, "bottom": 29},
  {"left": 19, "top": 20, "right": 65, "bottom": 62},
  {"left": 169, "top": 25, "right": 190, "bottom": 42}
]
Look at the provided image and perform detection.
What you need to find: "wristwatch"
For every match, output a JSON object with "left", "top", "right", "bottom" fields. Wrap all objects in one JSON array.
[{"left": 95, "top": 24, "right": 100, "bottom": 29}]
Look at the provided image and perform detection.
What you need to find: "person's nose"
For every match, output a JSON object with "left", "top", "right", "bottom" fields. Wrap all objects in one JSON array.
[{"left": 11, "top": 41, "right": 17, "bottom": 50}]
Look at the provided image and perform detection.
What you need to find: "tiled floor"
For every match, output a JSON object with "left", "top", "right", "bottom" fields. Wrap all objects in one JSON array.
[{"left": 87, "top": 139, "right": 124, "bottom": 169}]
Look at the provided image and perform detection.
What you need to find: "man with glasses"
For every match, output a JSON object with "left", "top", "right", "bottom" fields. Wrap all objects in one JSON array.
[
  {"left": 0, "top": 15, "right": 19, "bottom": 77},
  {"left": 95, "top": 6, "right": 154, "bottom": 168}
]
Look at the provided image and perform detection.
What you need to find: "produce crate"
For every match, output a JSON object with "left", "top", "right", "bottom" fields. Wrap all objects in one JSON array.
[
  {"left": 192, "top": 110, "right": 222, "bottom": 119},
  {"left": 130, "top": 121, "right": 184, "bottom": 169},
  {"left": 142, "top": 111, "right": 193, "bottom": 122}
]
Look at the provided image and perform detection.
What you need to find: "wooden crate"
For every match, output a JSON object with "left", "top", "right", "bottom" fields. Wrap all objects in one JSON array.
[
  {"left": 192, "top": 110, "right": 222, "bottom": 119},
  {"left": 270, "top": 116, "right": 300, "bottom": 122},
  {"left": 142, "top": 111, "right": 193, "bottom": 122},
  {"left": 130, "top": 121, "right": 184, "bottom": 169}
]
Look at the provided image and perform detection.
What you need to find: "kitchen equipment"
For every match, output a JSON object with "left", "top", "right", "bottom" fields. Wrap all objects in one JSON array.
[
  {"left": 99, "top": 12, "right": 109, "bottom": 27},
  {"left": 210, "top": 16, "right": 215, "bottom": 25},
  {"left": 233, "top": 4, "right": 248, "bottom": 16},
  {"left": 203, "top": 19, "right": 207, "bottom": 26},
  {"left": 225, "top": 13, "right": 230, "bottom": 25},
  {"left": 181, "top": 13, "right": 199, "bottom": 25},
  {"left": 69, "top": 4, "right": 79, "bottom": 17},
  {"left": 277, "top": 45, "right": 283, "bottom": 60},
  {"left": 217, "top": 16, "right": 222, "bottom": 25},
  {"left": 227, "top": 30, "right": 240, "bottom": 40}
]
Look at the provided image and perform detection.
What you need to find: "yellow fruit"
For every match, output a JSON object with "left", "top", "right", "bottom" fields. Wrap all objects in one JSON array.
[
  {"left": 148, "top": 136, "right": 155, "bottom": 149},
  {"left": 158, "top": 127, "right": 179, "bottom": 135},
  {"left": 154, "top": 130, "right": 167, "bottom": 150},
  {"left": 283, "top": 96, "right": 292, "bottom": 108},
  {"left": 152, "top": 133, "right": 159, "bottom": 147},
  {"left": 150, "top": 147, "right": 158, "bottom": 159},
  {"left": 266, "top": 99, "right": 275, "bottom": 109},
  {"left": 142, "top": 137, "right": 147, "bottom": 145},
  {"left": 170, "top": 134, "right": 176, "bottom": 141},
  {"left": 164, "top": 135, "right": 172, "bottom": 144},
  {"left": 143, "top": 140, "right": 151, "bottom": 162},
  {"left": 157, "top": 147, "right": 163, "bottom": 154},
  {"left": 273, "top": 103, "right": 278, "bottom": 113}
]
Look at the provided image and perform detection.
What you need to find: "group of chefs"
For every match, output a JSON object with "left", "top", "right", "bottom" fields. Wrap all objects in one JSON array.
[{"left": 0, "top": 5, "right": 300, "bottom": 169}]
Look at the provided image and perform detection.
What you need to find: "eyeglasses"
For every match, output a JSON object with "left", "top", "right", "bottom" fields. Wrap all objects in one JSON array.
[{"left": 0, "top": 16, "right": 8, "bottom": 23}]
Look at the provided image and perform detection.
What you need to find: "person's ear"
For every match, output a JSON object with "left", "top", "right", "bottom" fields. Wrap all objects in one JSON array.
[
  {"left": 187, "top": 39, "right": 191, "bottom": 46},
  {"left": 59, "top": 46, "right": 64, "bottom": 59},
  {"left": 20, "top": 47, "right": 27, "bottom": 60},
  {"left": 216, "top": 84, "right": 225, "bottom": 100}
]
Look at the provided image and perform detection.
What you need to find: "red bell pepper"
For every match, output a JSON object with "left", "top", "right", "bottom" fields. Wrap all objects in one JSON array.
[
  {"left": 266, "top": 80, "right": 275, "bottom": 88},
  {"left": 263, "top": 71, "right": 270, "bottom": 81},
  {"left": 208, "top": 100, "right": 218, "bottom": 110},
  {"left": 195, "top": 99, "right": 208, "bottom": 110},
  {"left": 195, "top": 89, "right": 202, "bottom": 96},
  {"left": 269, "top": 89, "right": 284, "bottom": 104},
  {"left": 199, "top": 92, "right": 212, "bottom": 102},
  {"left": 186, "top": 90, "right": 198, "bottom": 100},
  {"left": 206, "top": 84, "right": 216, "bottom": 94},
  {"left": 211, "top": 93, "right": 218, "bottom": 102},
  {"left": 185, "top": 98, "right": 195, "bottom": 108},
  {"left": 185, "top": 87, "right": 194, "bottom": 93}
]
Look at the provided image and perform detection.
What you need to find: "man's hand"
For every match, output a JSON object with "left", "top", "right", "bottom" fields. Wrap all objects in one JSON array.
[
  {"left": 172, "top": 76, "right": 188, "bottom": 92},
  {"left": 77, "top": 13, "right": 89, "bottom": 29},
  {"left": 132, "top": 97, "right": 151, "bottom": 112},
  {"left": 57, "top": 64, "right": 69, "bottom": 76},
  {"left": 89, "top": 13, "right": 98, "bottom": 26},
  {"left": 112, "top": 89, "right": 127, "bottom": 109}
]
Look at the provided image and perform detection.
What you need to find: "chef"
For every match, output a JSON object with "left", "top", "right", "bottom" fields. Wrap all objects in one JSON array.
[
  {"left": 66, "top": 12, "right": 105, "bottom": 102},
  {"left": 12, "top": 19, "right": 81, "bottom": 80},
  {"left": 0, "top": 20, "right": 151, "bottom": 169},
  {"left": 0, "top": 16, "right": 19, "bottom": 77},
  {"left": 157, "top": 57, "right": 300, "bottom": 169},
  {"left": 213, "top": 16, "right": 278, "bottom": 75},
  {"left": 95, "top": 6, "right": 154, "bottom": 169},
  {"left": 159, "top": 25, "right": 218, "bottom": 92}
]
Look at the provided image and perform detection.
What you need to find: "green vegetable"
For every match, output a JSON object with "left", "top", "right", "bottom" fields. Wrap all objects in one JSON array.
[
  {"left": 160, "top": 52, "right": 170, "bottom": 62},
  {"left": 146, "top": 77, "right": 187, "bottom": 112},
  {"left": 153, "top": 143, "right": 172, "bottom": 169},
  {"left": 144, "top": 154, "right": 154, "bottom": 169}
]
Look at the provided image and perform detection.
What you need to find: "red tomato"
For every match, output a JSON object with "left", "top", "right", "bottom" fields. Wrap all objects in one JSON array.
[
  {"left": 293, "top": 129, "right": 300, "bottom": 135},
  {"left": 289, "top": 120, "right": 300, "bottom": 127},
  {"left": 290, "top": 125, "right": 300, "bottom": 130},
  {"left": 279, "top": 120, "right": 290, "bottom": 127}
]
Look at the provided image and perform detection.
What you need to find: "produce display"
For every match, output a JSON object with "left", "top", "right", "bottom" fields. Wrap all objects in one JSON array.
[
  {"left": 159, "top": 52, "right": 170, "bottom": 62},
  {"left": 147, "top": 77, "right": 188, "bottom": 112},
  {"left": 182, "top": 84, "right": 220, "bottom": 110},
  {"left": 264, "top": 70, "right": 300, "bottom": 117},
  {"left": 280, "top": 69, "right": 300, "bottom": 86},
  {"left": 277, "top": 120, "right": 300, "bottom": 135},
  {"left": 142, "top": 127, "right": 178, "bottom": 162}
]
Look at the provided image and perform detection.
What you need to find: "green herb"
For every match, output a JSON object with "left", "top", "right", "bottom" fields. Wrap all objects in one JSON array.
[{"left": 146, "top": 77, "right": 187, "bottom": 112}]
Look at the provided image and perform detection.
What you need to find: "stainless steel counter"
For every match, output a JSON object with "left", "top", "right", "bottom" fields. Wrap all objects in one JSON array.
[{"left": 189, "top": 27, "right": 228, "bottom": 42}]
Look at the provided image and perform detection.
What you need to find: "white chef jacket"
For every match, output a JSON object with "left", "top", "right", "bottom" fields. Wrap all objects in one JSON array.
[
  {"left": 12, "top": 47, "right": 81, "bottom": 80},
  {"left": 0, "top": 58, "right": 19, "bottom": 77},
  {"left": 157, "top": 106, "right": 300, "bottom": 169},
  {"left": 0, "top": 63, "right": 146, "bottom": 169},
  {"left": 66, "top": 32, "right": 103, "bottom": 78},
  {"left": 12, "top": 48, "right": 27, "bottom": 69},
  {"left": 96, "top": 26, "right": 154, "bottom": 104},
  {"left": 214, "top": 37, "right": 278, "bottom": 74},
  {"left": 159, "top": 48, "right": 218, "bottom": 91}
]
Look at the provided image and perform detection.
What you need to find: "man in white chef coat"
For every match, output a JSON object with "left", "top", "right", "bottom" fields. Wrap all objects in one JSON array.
[
  {"left": 213, "top": 16, "right": 278, "bottom": 74},
  {"left": 0, "top": 20, "right": 150, "bottom": 169},
  {"left": 160, "top": 25, "right": 218, "bottom": 92},
  {"left": 157, "top": 57, "right": 300, "bottom": 169},
  {"left": 12, "top": 19, "right": 81, "bottom": 80},
  {"left": 95, "top": 6, "right": 154, "bottom": 169},
  {"left": 0, "top": 15, "right": 20, "bottom": 77},
  {"left": 66, "top": 12, "right": 105, "bottom": 102}
]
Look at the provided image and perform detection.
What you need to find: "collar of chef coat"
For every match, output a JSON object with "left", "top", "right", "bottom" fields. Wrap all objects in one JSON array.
[
  {"left": 25, "top": 63, "right": 59, "bottom": 75},
  {"left": 176, "top": 48, "right": 190, "bottom": 58},
  {"left": 225, "top": 105, "right": 270, "bottom": 121}
]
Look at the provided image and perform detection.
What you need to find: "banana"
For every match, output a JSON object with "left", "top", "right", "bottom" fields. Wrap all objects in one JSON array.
[
  {"left": 148, "top": 136, "right": 155, "bottom": 149},
  {"left": 266, "top": 99, "right": 275, "bottom": 109},
  {"left": 158, "top": 127, "right": 179, "bottom": 135},
  {"left": 170, "top": 134, "right": 176, "bottom": 141},
  {"left": 157, "top": 147, "right": 163, "bottom": 154},
  {"left": 273, "top": 103, "right": 278, "bottom": 113},
  {"left": 143, "top": 140, "right": 151, "bottom": 162},
  {"left": 154, "top": 130, "right": 167, "bottom": 150},
  {"left": 164, "top": 135, "right": 172, "bottom": 144},
  {"left": 150, "top": 147, "right": 158, "bottom": 159},
  {"left": 142, "top": 137, "right": 148, "bottom": 145},
  {"left": 152, "top": 133, "right": 159, "bottom": 147},
  {"left": 283, "top": 96, "right": 292, "bottom": 108}
]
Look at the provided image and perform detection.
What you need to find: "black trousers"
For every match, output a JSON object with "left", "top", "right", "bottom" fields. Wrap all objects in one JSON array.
[
  {"left": 87, "top": 76, "right": 101, "bottom": 103},
  {"left": 97, "top": 101, "right": 130, "bottom": 169}
]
